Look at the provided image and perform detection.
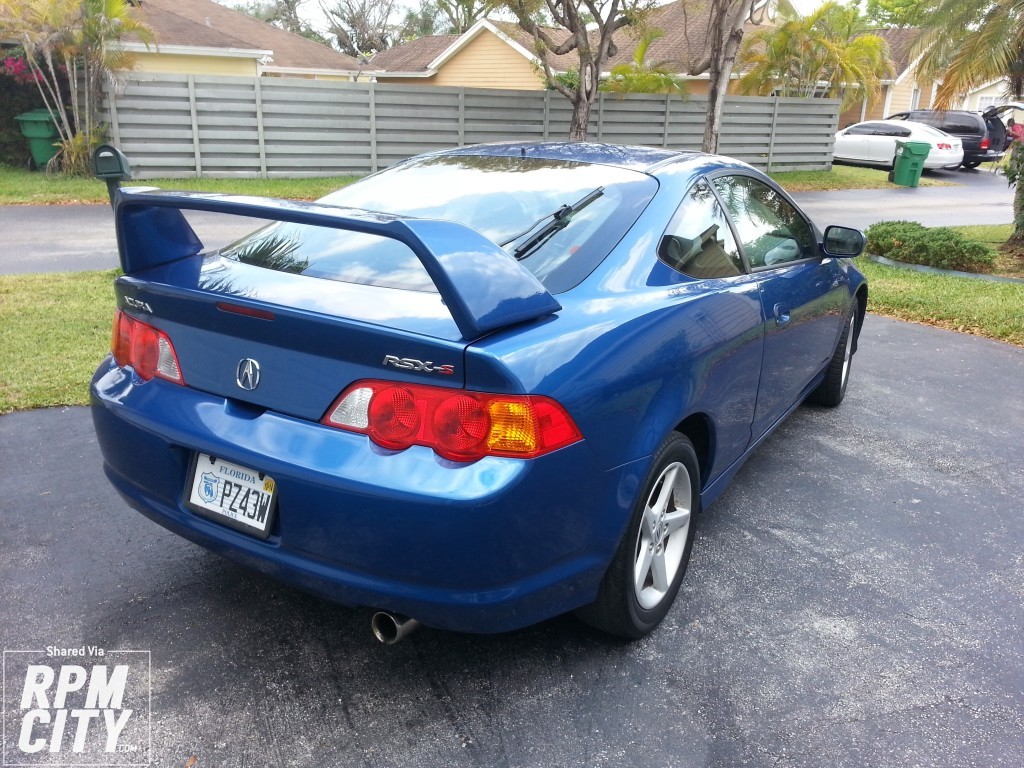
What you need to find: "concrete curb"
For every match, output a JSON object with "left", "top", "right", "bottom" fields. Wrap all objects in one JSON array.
[{"left": 864, "top": 252, "right": 1024, "bottom": 284}]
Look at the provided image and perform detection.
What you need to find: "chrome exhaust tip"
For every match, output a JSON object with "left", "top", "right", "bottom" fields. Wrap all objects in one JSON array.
[{"left": 371, "top": 611, "right": 420, "bottom": 644}]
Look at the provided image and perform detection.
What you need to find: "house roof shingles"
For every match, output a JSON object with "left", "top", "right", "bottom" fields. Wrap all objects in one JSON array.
[
  {"left": 369, "top": 35, "right": 459, "bottom": 72},
  {"left": 132, "top": 0, "right": 360, "bottom": 72},
  {"left": 874, "top": 27, "right": 920, "bottom": 75}
]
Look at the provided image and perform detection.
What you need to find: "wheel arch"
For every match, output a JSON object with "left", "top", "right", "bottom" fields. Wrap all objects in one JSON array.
[
  {"left": 853, "top": 283, "right": 868, "bottom": 354},
  {"left": 673, "top": 413, "right": 714, "bottom": 491}
]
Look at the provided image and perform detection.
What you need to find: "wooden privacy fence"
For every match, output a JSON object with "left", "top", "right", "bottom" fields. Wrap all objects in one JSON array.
[{"left": 102, "top": 74, "right": 839, "bottom": 179}]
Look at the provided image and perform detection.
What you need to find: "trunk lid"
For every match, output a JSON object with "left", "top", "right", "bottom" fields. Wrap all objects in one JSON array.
[{"left": 111, "top": 190, "right": 562, "bottom": 421}]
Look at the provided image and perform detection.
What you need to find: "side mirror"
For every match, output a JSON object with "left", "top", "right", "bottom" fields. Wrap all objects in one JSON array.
[
  {"left": 93, "top": 144, "right": 132, "bottom": 207},
  {"left": 822, "top": 225, "right": 865, "bottom": 258}
]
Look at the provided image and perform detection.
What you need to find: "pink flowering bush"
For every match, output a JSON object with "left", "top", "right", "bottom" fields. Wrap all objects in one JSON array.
[{"left": 2, "top": 55, "right": 42, "bottom": 85}]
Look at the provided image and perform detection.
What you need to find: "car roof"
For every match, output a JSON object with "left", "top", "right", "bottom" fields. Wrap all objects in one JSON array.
[{"left": 427, "top": 141, "right": 701, "bottom": 172}]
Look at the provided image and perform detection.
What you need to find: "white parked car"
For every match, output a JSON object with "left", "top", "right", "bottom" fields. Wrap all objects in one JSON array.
[{"left": 833, "top": 120, "right": 964, "bottom": 170}]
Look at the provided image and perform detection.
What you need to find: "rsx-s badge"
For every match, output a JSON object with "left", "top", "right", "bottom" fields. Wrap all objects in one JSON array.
[
  {"left": 382, "top": 355, "right": 455, "bottom": 375},
  {"left": 236, "top": 358, "right": 261, "bottom": 390}
]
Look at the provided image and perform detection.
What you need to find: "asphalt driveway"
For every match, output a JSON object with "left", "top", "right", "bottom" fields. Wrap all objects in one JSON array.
[
  {"left": 0, "top": 165, "right": 1012, "bottom": 274},
  {"left": 2, "top": 315, "right": 1022, "bottom": 768}
]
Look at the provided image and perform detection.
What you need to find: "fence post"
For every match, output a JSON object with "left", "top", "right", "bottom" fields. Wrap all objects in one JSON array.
[
  {"left": 369, "top": 81, "right": 377, "bottom": 173},
  {"left": 458, "top": 88, "right": 465, "bottom": 147},
  {"left": 187, "top": 75, "right": 202, "bottom": 177},
  {"left": 254, "top": 76, "right": 267, "bottom": 178},
  {"left": 543, "top": 91, "right": 550, "bottom": 140},
  {"left": 597, "top": 92, "right": 604, "bottom": 140},
  {"left": 767, "top": 96, "right": 781, "bottom": 172},
  {"left": 107, "top": 87, "right": 122, "bottom": 147},
  {"left": 663, "top": 93, "right": 671, "bottom": 148}
]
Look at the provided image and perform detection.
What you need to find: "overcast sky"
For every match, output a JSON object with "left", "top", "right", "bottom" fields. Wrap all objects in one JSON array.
[{"left": 215, "top": 0, "right": 833, "bottom": 37}]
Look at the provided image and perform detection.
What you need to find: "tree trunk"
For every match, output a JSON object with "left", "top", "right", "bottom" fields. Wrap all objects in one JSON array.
[
  {"left": 703, "top": 60, "right": 730, "bottom": 154},
  {"left": 568, "top": 56, "right": 599, "bottom": 141},
  {"left": 1010, "top": 170, "right": 1024, "bottom": 246},
  {"left": 568, "top": 95, "right": 592, "bottom": 141},
  {"left": 701, "top": 0, "right": 754, "bottom": 154}
]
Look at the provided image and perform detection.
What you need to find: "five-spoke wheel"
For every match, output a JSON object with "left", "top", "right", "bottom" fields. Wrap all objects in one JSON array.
[{"left": 576, "top": 433, "right": 699, "bottom": 638}]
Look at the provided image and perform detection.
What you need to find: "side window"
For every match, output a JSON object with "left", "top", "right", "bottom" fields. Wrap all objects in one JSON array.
[
  {"left": 658, "top": 180, "right": 744, "bottom": 279},
  {"left": 845, "top": 123, "right": 876, "bottom": 135},
  {"left": 879, "top": 125, "right": 912, "bottom": 137},
  {"left": 910, "top": 112, "right": 940, "bottom": 128},
  {"left": 712, "top": 176, "right": 816, "bottom": 269},
  {"left": 942, "top": 114, "right": 982, "bottom": 134}
]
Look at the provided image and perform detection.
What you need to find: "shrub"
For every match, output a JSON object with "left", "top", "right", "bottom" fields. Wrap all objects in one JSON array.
[
  {"left": 0, "top": 50, "right": 49, "bottom": 168},
  {"left": 865, "top": 220, "right": 996, "bottom": 273}
]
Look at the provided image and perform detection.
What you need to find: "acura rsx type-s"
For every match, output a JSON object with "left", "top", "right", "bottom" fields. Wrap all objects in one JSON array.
[{"left": 90, "top": 142, "right": 867, "bottom": 641}]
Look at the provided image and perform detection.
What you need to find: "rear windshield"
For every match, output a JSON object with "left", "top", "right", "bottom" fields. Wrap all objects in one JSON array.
[
  {"left": 214, "top": 155, "right": 658, "bottom": 294},
  {"left": 915, "top": 124, "right": 954, "bottom": 138}
]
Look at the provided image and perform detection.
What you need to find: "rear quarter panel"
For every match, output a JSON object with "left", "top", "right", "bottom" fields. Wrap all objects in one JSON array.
[{"left": 467, "top": 161, "right": 768, "bottom": 487}]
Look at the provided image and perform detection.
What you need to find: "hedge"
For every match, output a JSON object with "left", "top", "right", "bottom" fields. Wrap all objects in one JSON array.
[{"left": 865, "top": 220, "right": 996, "bottom": 273}]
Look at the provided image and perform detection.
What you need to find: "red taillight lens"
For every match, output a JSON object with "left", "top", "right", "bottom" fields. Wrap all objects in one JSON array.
[
  {"left": 980, "top": 137, "right": 990, "bottom": 150},
  {"left": 109, "top": 310, "right": 184, "bottom": 384},
  {"left": 937, "top": 143, "right": 952, "bottom": 150},
  {"left": 433, "top": 394, "right": 490, "bottom": 457},
  {"left": 111, "top": 311, "right": 132, "bottom": 367},
  {"left": 368, "top": 386, "right": 421, "bottom": 448},
  {"left": 323, "top": 380, "right": 582, "bottom": 461}
]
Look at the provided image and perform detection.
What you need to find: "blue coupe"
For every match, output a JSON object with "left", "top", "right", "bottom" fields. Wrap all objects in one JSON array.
[{"left": 90, "top": 143, "right": 867, "bottom": 640}]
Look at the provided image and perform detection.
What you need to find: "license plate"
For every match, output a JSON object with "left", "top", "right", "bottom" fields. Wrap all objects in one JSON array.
[{"left": 186, "top": 453, "right": 277, "bottom": 538}]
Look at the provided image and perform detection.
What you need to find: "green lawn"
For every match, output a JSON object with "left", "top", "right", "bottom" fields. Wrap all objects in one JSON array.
[
  {"left": 0, "top": 270, "right": 118, "bottom": 413},
  {"left": 770, "top": 164, "right": 956, "bottom": 191},
  {"left": 859, "top": 258, "right": 1024, "bottom": 345},
  {"left": 0, "top": 166, "right": 358, "bottom": 205}
]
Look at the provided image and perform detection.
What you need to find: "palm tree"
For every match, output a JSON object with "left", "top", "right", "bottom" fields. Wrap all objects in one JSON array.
[
  {"left": 601, "top": 29, "right": 687, "bottom": 98},
  {"left": 915, "top": 0, "right": 1024, "bottom": 109},
  {"left": 914, "top": 0, "right": 1024, "bottom": 245},
  {"left": 736, "top": 2, "right": 891, "bottom": 111},
  {"left": 0, "top": 0, "right": 152, "bottom": 173}
]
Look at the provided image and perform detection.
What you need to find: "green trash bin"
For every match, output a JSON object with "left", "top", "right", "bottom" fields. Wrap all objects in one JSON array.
[
  {"left": 889, "top": 140, "right": 931, "bottom": 187},
  {"left": 14, "top": 109, "right": 60, "bottom": 169}
]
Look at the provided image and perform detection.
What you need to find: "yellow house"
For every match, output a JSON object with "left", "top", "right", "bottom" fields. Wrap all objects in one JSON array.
[
  {"left": 124, "top": 0, "right": 361, "bottom": 79},
  {"left": 371, "top": 3, "right": 774, "bottom": 95},
  {"left": 369, "top": 20, "right": 566, "bottom": 90}
]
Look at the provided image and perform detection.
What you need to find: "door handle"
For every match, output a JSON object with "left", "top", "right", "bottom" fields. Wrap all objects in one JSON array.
[{"left": 774, "top": 303, "right": 791, "bottom": 327}]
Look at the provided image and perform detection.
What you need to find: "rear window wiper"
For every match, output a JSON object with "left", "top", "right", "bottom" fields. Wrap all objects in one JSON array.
[{"left": 500, "top": 187, "right": 605, "bottom": 260}]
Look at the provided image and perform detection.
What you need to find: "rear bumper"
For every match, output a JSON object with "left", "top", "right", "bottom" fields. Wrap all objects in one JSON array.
[
  {"left": 964, "top": 149, "right": 1004, "bottom": 164},
  {"left": 90, "top": 361, "right": 643, "bottom": 633}
]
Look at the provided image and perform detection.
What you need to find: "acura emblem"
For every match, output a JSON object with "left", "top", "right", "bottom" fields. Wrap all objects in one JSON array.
[{"left": 236, "top": 358, "right": 261, "bottom": 391}]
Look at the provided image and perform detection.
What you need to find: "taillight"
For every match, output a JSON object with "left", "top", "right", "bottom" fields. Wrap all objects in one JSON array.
[
  {"left": 937, "top": 143, "right": 952, "bottom": 150},
  {"left": 110, "top": 310, "right": 184, "bottom": 384},
  {"left": 322, "top": 380, "right": 582, "bottom": 461},
  {"left": 980, "top": 137, "right": 990, "bottom": 150}
]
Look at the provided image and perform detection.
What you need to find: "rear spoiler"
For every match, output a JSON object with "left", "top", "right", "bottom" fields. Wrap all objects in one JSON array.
[{"left": 113, "top": 188, "right": 561, "bottom": 340}]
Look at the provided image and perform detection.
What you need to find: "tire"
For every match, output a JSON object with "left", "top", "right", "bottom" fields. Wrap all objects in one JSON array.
[
  {"left": 961, "top": 160, "right": 982, "bottom": 169},
  {"left": 808, "top": 315, "right": 854, "bottom": 407},
  {"left": 576, "top": 433, "right": 699, "bottom": 639}
]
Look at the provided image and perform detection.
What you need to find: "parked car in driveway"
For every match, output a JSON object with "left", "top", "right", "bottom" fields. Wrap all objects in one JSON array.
[
  {"left": 886, "top": 104, "right": 1024, "bottom": 168},
  {"left": 833, "top": 120, "right": 963, "bottom": 169},
  {"left": 90, "top": 142, "right": 867, "bottom": 641}
]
